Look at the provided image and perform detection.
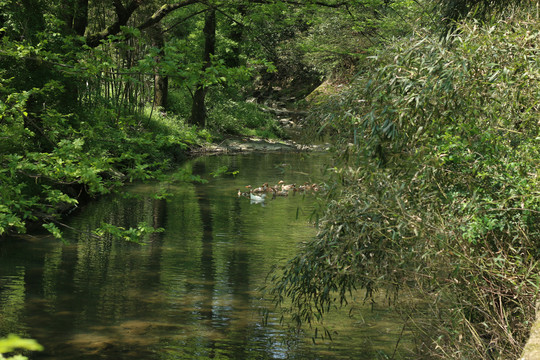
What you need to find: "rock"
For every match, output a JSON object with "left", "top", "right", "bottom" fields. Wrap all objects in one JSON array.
[{"left": 191, "top": 136, "right": 329, "bottom": 154}]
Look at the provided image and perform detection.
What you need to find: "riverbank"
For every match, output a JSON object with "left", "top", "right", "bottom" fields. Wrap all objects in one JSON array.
[
  {"left": 191, "top": 136, "right": 329, "bottom": 154},
  {"left": 0, "top": 128, "right": 326, "bottom": 240},
  {"left": 521, "top": 303, "right": 540, "bottom": 360}
]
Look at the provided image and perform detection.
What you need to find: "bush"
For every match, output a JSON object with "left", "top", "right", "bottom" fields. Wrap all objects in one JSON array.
[
  {"left": 206, "top": 95, "right": 283, "bottom": 138},
  {"left": 271, "top": 7, "right": 540, "bottom": 359},
  {"left": 0, "top": 90, "right": 205, "bottom": 237}
]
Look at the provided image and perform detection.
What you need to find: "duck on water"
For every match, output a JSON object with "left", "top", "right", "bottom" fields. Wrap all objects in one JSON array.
[{"left": 238, "top": 181, "right": 319, "bottom": 203}]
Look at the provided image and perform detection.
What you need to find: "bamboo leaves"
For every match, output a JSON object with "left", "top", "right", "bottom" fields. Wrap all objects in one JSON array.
[{"left": 271, "top": 5, "right": 540, "bottom": 358}]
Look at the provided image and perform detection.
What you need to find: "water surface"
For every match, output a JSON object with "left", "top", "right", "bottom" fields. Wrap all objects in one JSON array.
[{"left": 0, "top": 152, "right": 412, "bottom": 359}]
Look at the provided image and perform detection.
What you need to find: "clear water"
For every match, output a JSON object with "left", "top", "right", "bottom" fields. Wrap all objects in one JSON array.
[{"left": 0, "top": 152, "right": 412, "bottom": 359}]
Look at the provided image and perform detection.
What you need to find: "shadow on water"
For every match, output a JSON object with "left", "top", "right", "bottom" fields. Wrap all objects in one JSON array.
[{"left": 0, "top": 152, "right": 414, "bottom": 359}]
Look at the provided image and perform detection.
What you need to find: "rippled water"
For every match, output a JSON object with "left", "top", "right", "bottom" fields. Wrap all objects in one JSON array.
[{"left": 0, "top": 152, "right": 412, "bottom": 359}]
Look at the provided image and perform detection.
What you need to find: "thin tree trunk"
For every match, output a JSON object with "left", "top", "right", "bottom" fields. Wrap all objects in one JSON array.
[
  {"left": 224, "top": 5, "right": 246, "bottom": 68},
  {"left": 154, "top": 72, "right": 169, "bottom": 110},
  {"left": 57, "top": 0, "right": 89, "bottom": 110},
  {"left": 190, "top": 9, "right": 215, "bottom": 127},
  {"left": 148, "top": 24, "right": 169, "bottom": 109},
  {"left": 73, "top": 0, "right": 88, "bottom": 36}
]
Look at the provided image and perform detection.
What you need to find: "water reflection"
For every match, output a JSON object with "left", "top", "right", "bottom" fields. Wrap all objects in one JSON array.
[{"left": 0, "top": 153, "right": 412, "bottom": 359}]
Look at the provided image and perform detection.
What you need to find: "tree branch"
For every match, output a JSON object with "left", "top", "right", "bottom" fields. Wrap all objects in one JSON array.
[
  {"left": 112, "top": 0, "right": 126, "bottom": 15},
  {"left": 86, "top": 0, "right": 141, "bottom": 47},
  {"left": 137, "top": 0, "right": 200, "bottom": 31},
  {"left": 162, "top": 9, "right": 208, "bottom": 34},
  {"left": 85, "top": 0, "right": 200, "bottom": 48},
  {"left": 248, "top": 0, "right": 348, "bottom": 8},
  {"left": 84, "top": 0, "right": 347, "bottom": 49}
]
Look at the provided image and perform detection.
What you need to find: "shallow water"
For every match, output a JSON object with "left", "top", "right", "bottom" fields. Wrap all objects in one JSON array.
[{"left": 0, "top": 152, "right": 412, "bottom": 359}]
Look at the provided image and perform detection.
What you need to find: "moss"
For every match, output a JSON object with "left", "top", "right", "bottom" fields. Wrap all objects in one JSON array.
[{"left": 305, "top": 80, "right": 342, "bottom": 105}]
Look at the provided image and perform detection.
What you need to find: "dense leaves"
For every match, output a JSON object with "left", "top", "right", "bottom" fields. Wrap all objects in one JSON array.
[
  {"left": 437, "top": 0, "right": 528, "bottom": 23},
  {"left": 0, "top": 334, "right": 43, "bottom": 360},
  {"left": 0, "top": 0, "right": 291, "bottom": 237},
  {"left": 272, "top": 5, "right": 540, "bottom": 359},
  {"left": 2, "top": 0, "right": 539, "bottom": 358}
]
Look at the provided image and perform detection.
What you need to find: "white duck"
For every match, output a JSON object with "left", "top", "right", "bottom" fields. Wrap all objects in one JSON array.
[
  {"left": 250, "top": 192, "right": 266, "bottom": 202},
  {"left": 245, "top": 186, "right": 266, "bottom": 202}
]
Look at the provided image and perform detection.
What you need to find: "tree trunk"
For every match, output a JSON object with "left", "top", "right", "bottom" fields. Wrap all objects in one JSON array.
[
  {"left": 148, "top": 24, "right": 169, "bottom": 109},
  {"left": 73, "top": 0, "right": 89, "bottom": 36},
  {"left": 21, "top": 0, "right": 45, "bottom": 42},
  {"left": 224, "top": 5, "right": 246, "bottom": 68},
  {"left": 190, "top": 9, "right": 215, "bottom": 127},
  {"left": 154, "top": 73, "right": 169, "bottom": 110},
  {"left": 57, "top": 0, "right": 89, "bottom": 112},
  {"left": 59, "top": 0, "right": 88, "bottom": 36}
]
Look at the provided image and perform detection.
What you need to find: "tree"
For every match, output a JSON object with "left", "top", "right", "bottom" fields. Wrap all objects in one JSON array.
[
  {"left": 437, "top": 0, "right": 527, "bottom": 24},
  {"left": 148, "top": 23, "right": 169, "bottom": 109},
  {"left": 59, "top": 0, "right": 88, "bottom": 36},
  {"left": 189, "top": 8, "right": 215, "bottom": 127},
  {"left": 84, "top": 0, "right": 200, "bottom": 48}
]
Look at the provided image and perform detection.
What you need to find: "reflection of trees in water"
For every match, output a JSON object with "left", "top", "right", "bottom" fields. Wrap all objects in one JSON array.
[
  {"left": 192, "top": 157, "right": 258, "bottom": 359},
  {"left": 69, "top": 195, "right": 168, "bottom": 322},
  {"left": 192, "top": 160, "right": 217, "bottom": 357},
  {"left": 187, "top": 154, "right": 324, "bottom": 358},
  {"left": 6, "top": 192, "right": 170, "bottom": 357},
  {"left": 0, "top": 153, "right": 335, "bottom": 359},
  {"left": 0, "top": 266, "right": 26, "bottom": 335}
]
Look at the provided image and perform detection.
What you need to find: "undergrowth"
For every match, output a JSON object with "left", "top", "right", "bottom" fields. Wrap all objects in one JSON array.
[
  {"left": 0, "top": 80, "right": 284, "bottom": 238},
  {"left": 0, "top": 87, "right": 206, "bottom": 237},
  {"left": 169, "top": 86, "right": 284, "bottom": 138},
  {"left": 272, "top": 5, "right": 540, "bottom": 359}
]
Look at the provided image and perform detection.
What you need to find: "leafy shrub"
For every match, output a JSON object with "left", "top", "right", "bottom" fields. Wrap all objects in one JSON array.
[
  {"left": 0, "top": 334, "right": 43, "bottom": 360},
  {"left": 0, "top": 89, "right": 205, "bottom": 237},
  {"left": 206, "top": 96, "right": 283, "bottom": 138},
  {"left": 272, "top": 7, "right": 540, "bottom": 359}
]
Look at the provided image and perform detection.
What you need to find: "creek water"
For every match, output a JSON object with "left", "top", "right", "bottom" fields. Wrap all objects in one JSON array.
[{"left": 0, "top": 152, "right": 412, "bottom": 359}]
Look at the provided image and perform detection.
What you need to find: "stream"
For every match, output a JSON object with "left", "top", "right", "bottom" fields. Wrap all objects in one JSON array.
[{"left": 0, "top": 152, "right": 412, "bottom": 359}]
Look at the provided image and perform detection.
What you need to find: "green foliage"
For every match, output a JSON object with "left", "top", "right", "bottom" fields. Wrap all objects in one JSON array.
[
  {"left": 93, "top": 222, "right": 165, "bottom": 244},
  {"left": 42, "top": 223, "right": 63, "bottom": 240},
  {"left": 0, "top": 89, "right": 207, "bottom": 236},
  {"left": 206, "top": 94, "right": 284, "bottom": 138},
  {"left": 0, "top": 334, "right": 43, "bottom": 360},
  {"left": 297, "top": 0, "right": 422, "bottom": 79},
  {"left": 210, "top": 165, "right": 239, "bottom": 178},
  {"left": 273, "top": 6, "right": 540, "bottom": 359},
  {"left": 0, "top": 0, "right": 387, "bottom": 243},
  {"left": 436, "top": 0, "right": 529, "bottom": 24}
]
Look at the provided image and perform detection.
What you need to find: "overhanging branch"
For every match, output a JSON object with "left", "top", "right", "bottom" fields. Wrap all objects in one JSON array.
[
  {"left": 85, "top": 0, "right": 200, "bottom": 48},
  {"left": 137, "top": 0, "right": 200, "bottom": 31},
  {"left": 249, "top": 0, "right": 348, "bottom": 8}
]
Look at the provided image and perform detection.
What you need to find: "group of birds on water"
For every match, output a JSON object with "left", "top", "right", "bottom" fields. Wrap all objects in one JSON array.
[{"left": 237, "top": 180, "right": 320, "bottom": 203}]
